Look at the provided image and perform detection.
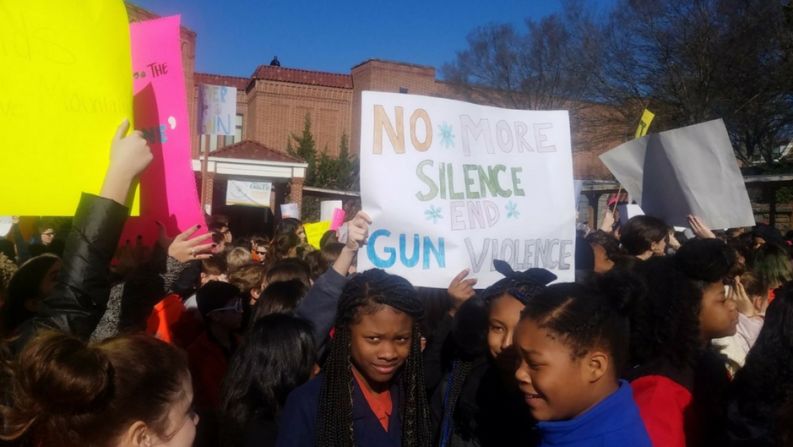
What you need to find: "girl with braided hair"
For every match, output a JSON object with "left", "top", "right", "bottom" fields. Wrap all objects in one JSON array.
[
  {"left": 428, "top": 260, "right": 555, "bottom": 447},
  {"left": 276, "top": 268, "right": 431, "bottom": 447}
]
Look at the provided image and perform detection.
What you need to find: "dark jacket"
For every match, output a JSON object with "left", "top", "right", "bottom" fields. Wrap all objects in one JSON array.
[
  {"left": 243, "top": 413, "right": 279, "bottom": 447},
  {"left": 296, "top": 268, "right": 347, "bottom": 352},
  {"left": 12, "top": 193, "right": 128, "bottom": 352},
  {"left": 276, "top": 374, "right": 403, "bottom": 447}
]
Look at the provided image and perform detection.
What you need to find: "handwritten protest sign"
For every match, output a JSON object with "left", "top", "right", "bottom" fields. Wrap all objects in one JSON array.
[
  {"left": 120, "top": 16, "right": 204, "bottom": 246},
  {"left": 358, "top": 92, "right": 575, "bottom": 288},
  {"left": 0, "top": 0, "right": 133, "bottom": 216},
  {"left": 198, "top": 84, "right": 237, "bottom": 135},
  {"left": 600, "top": 119, "right": 755, "bottom": 229}
]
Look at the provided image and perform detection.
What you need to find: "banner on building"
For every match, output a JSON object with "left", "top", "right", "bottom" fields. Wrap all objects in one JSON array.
[
  {"left": 0, "top": 0, "right": 133, "bottom": 216},
  {"left": 600, "top": 119, "right": 755, "bottom": 230},
  {"left": 358, "top": 91, "right": 576, "bottom": 288},
  {"left": 198, "top": 84, "right": 237, "bottom": 135},
  {"left": 120, "top": 15, "right": 205, "bottom": 246},
  {"left": 226, "top": 180, "right": 272, "bottom": 207}
]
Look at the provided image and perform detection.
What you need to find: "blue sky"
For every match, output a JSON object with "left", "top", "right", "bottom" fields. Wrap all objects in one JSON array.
[{"left": 132, "top": 0, "right": 616, "bottom": 78}]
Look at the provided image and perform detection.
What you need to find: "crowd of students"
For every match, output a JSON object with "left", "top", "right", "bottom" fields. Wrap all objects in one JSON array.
[{"left": 0, "top": 122, "right": 792, "bottom": 446}]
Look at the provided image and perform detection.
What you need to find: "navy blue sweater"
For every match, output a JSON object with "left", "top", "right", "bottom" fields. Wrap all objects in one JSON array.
[
  {"left": 536, "top": 380, "right": 651, "bottom": 447},
  {"left": 276, "top": 374, "right": 403, "bottom": 447}
]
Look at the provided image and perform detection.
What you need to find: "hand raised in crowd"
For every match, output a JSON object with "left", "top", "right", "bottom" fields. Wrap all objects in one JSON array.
[
  {"left": 600, "top": 207, "right": 617, "bottom": 234},
  {"left": 100, "top": 119, "right": 153, "bottom": 205},
  {"left": 333, "top": 211, "right": 372, "bottom": 277},
  {"left": 447, "top": 268, "right": 477, "bottom": 316},
  {"left": 109, "top": 119, "right": 153, "bottom": 180},
  {"left": 729, "top": 276, "right": 755, "bottom": 318},
  {"left": 345, "top": 211, "right": 372, "bottom": 251},
  {"left": 688, "top": 214, "right": 716, "bottom": 239},
  {"left": 166, "top": 224, "right": 214, "bottom": 263}
]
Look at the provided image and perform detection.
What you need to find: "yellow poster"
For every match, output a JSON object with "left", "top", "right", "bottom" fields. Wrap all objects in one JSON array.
[
  {"left": 304, "top": 221, "right": 331, "bottom": 249},
  {"left": 634, "top": 109, "right": 655, "bottom": 139},
  {"left": 0, "top": 1, "right": 136, "bottom": 215}
]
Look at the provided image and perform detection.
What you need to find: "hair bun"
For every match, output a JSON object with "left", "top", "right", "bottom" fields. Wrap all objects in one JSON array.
[
  {"left": 493, "top": 260, "right": 557, "bottom": 285},
  {"left": 595, "top": 270, "right": 645, "bottom": 315},
  {"left": 19, "top": 332, "right": 113, "bottom": 415}
]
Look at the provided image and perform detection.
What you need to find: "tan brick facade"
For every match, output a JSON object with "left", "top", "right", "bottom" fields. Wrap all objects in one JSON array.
[
  {"left": 247, "top": 80, "right": 353, "bottom": 156},
  {"left": 127, "top": 4, "right": 625, "bottom": 181}
]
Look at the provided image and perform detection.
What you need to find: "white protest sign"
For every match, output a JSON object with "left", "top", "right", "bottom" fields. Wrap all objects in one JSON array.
[
  {"left": 281, "top": 203, "right": 300, "bottom": 219},
  {"left": 226, "top": 180, "right": 272, "bottom": 207},
  {"left": 198, "top": 84, "right": 237, "bottom": 136},
  {"left": 0, "top": 217, "right": 11, "bottom": 237},
  {"left": 359, "top": 92, "right": 575, "bottom": 288},
  {"left": 600, "top": 119, "right": 755, "bottom": 229},
  {"left": 320, "top": 200, "right": 343, "bottom": 222}
]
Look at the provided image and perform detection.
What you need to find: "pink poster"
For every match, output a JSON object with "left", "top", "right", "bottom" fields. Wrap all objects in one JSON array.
[{"left": 121, "top": 16, "right": 204, "bottom": 247}]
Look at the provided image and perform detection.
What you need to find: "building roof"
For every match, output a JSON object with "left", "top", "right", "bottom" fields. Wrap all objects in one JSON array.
[
  {"left": 125, "top": 2, "right": 196, "bottom": 37},
  {"left": 251, "top": 65, "right": 353, "bottom": 89},
  {"left": 211, "top": 140, "right": 304, "bottom": 164},
  {"left": 351, "top": 58, "right": 436, "bottom": 74},
  {"left": 194, "top": 73, "right": 250, "bottom": 90}
]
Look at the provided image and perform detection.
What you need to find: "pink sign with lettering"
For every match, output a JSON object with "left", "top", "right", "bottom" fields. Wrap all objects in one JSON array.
[{"left": 121, "top": 16, "right": 204, "bottom": 247}]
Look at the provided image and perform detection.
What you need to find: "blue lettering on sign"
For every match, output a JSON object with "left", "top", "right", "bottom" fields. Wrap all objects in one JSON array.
[{"left": 367, "top": 229, "right": 446, "bottom": 269}]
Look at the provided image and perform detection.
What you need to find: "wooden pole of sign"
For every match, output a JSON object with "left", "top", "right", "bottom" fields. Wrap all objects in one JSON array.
[{"left": 200, "top": 135, "right": 210, "bottom": 215}]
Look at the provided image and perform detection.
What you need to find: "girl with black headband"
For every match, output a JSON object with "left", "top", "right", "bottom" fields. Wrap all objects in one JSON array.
[
  {"left": 276, "top": 268, "right": 431, "bottom": 447},
  {"left": 428, "top": 260, "right": 555, "bottom": 447}
]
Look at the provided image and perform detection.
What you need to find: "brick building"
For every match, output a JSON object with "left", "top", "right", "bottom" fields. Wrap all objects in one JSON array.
[{"left": 127, "top": 3, "right": 626, "bottom": 231}]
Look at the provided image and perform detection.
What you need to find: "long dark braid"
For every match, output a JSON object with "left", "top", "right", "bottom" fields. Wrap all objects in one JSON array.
[
  {"left": 316, "top": 325, "right": 355, "bottom": 446},
  {"left": 316, "top": 269, "right": 430, "bottom": 447},
  {"left": 399, "top": 322, "right": 431, "bottom": 447}
]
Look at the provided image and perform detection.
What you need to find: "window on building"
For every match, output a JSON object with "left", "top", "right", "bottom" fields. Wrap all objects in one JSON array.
[
  {"left": 199, "top": 134, "right": 218, "bottom": 153},
  {"left": 399, "top": 87, "right": 409, "bottom": 94}
]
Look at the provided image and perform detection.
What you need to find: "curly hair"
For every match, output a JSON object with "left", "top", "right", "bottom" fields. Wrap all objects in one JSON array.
[
  {"left": 0, "top": 253, "right": 17, "bottom": 296},
  {"left": 316, "top": 269, "right": 430, "bottom": 447},
  {"left": 728, "top": 282, "right": 793, "bottom": 444},
  {"left": 630, "top": 256, "right": 703, "bottom": 369},
  {"left": 629, "top": 239, "right": 736, "bottom": 369},
  {"left": 585, "top": 230, "right": 623, "bottom": 260}
]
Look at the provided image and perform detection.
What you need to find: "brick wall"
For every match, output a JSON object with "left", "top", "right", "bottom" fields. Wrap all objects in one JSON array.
[
  {"left": 247, "top": 81, "right": 353, "bottom": 156},
  {"left": 351, "top": 60, "right": 437, "bottom": 153}
]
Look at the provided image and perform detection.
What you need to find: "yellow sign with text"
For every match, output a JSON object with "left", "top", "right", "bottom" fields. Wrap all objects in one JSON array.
[{"left": 0, "top": 1, "right": 136, "bottom": 216}]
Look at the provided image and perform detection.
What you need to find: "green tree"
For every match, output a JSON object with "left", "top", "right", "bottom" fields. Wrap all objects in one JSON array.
[
  {"left": 444, "top": 0, "right": 793, "bottom": 165},
  {"left": 287, "top": 114, "right": 318, "bottom": 184},
  {"left": 286, "top": 116, "right": 359, "bottom": 219}
]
